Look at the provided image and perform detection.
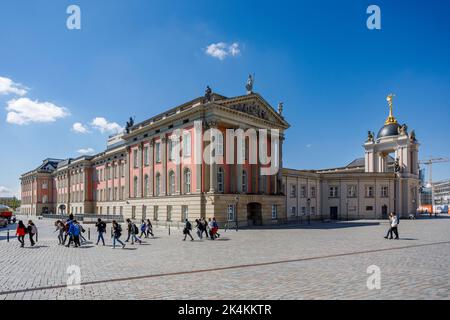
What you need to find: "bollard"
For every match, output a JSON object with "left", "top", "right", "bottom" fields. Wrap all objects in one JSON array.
[
  {"left": 7, "top": 230, "right": 9, "bottom": 242},
  {"left": 168, "top": 224, "right": 171, "bottom": 235},
  {"left": 88, "top": 228, "right": 90, "bottom": 240}
]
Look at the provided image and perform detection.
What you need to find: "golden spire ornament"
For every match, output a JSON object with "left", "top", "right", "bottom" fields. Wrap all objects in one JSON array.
[{"left": 385, "top": 93, "right": 398, "bottom": 125}]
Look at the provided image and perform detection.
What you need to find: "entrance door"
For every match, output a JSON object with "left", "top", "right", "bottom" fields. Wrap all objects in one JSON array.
[
  {"left": 330, "top": 206, "right": 338, "bottom": 220},
  {"left": 247, "top": 203, "right": 262, "bottom": 226},
  {"left": 382, "top": 205, "right": 388, "bottom": 219}
]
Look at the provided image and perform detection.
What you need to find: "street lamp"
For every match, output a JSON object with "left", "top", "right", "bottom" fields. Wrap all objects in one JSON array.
[
  {"left": 307, "top": 198, "right": 311, "bottom": 225},
  {"left": 346, "top": 199, "right": 349, "bottom": 221},
  {"left": 234, "top": 195, "right": 239, "bottom": 231}
]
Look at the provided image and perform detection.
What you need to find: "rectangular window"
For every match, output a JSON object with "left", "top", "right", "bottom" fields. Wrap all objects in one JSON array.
[
  {"left": 300, "top": 185, "right": 307, "bottom": 198},
  {"left": 168, "top": 139, "right": 173, "bottom": 160},
  {"left": 366, "top": 206, "right": 373, "bottom": 211},
  {"left": 310, "top": 186, "right": 316, "bottom": 198},
  {"left": 329, "top": 186, "right": 339, "bottom": 198},
  {"left": 301, "top": 206, "right": 306, "bottom": 215},
  {"left": 133, "top": 150, "right": 138, "bottom": 168},
  {"left": 347, "top": 185, "right": 357, "bottom": 198},
  {"left": 227, "top": 204, "right": 235, "bottom": 221},
  {"left": 311, "top": 207, "right": 316, "bottom": 214},
  {"left": 291, "top": 206, "right": 296, "bottom": 215},
  {"left": 155, "top": 143, "right": 161, "bottom": 163},
  {"left": 271, "top": 204, "right": 278, "bottom": 219},
  {"left": 290, "top": 184, "right": 297, "bottom": 198},
  {"left": 215, "top": 132, "right": 224, "bottom": 156},
  {"left": 365, "top": 186, "right": 374, "bottom": 198},
  {"left": 144, "top": 146, "right": 149, "bottom": 166},
  {"left": 183, "top": 132, "right": 191, "bottom": 157},
  {"left": 381, "top": 186, "right": 389, "bottom": 197}
]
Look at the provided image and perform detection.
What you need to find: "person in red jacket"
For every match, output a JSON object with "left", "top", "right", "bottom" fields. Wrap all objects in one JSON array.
[{"left": 16, "top": 220, "right": 27, "bottom": 247}]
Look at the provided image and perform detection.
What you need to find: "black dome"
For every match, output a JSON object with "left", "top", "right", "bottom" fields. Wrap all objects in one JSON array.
[{"left": 377, "top": 123, "right": 400, "bottom": 138}]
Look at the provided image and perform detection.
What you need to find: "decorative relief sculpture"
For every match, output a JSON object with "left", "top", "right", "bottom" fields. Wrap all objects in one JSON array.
[{"left": 228, "top": 102, "right": 269, "bottom": 120}]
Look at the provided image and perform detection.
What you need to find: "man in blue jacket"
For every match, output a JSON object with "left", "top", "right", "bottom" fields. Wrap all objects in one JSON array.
[{"left": 66, "top": 220, "right": 81, "bottom": 248}]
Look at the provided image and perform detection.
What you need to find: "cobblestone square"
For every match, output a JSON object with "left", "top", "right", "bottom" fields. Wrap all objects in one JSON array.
[{"left": 0, "top": 216, "right": 449, "bottom": 300}]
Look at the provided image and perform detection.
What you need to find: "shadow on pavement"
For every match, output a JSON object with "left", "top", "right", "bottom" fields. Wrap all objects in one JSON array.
[{"left": 241, "top": 221, "right": 381, "bottom": 230}]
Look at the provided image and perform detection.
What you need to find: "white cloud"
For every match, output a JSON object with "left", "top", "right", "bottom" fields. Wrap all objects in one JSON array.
[
  {"left": 91, "top": 117, "right": 124, "bottom": 134},
  {"left": 77, "top": 148, "right": 95, "bottom": 155},
  {"left": 229, "top": 42, "right": 241, "bottom": 56},
  {"left": 0, "top": 186, "right": 14, "bottom": 197},
  {"left": 0, "top": 76, "right": 28, "bottom": 96},
  {"left": 6, "top": 98, "right": 70, "bottom": 125},
  {"left": 72, "top": 122, "right": 89, "bottom": 134},
  {"left": 205, "top": 42, "right": 241, "bottom": 60}
]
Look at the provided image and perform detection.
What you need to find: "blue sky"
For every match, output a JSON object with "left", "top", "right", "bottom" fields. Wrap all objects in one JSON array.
[{"left": 1, "top": 0, "right": 450, "bottom": 198}]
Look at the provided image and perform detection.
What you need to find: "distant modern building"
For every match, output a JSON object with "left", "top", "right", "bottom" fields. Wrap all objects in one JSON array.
[
  {"left": 20, "top": 87, "right": 421, "bottom": 223},
  {"left": 434, "top": 179, "right": 450, "bottom": 206}
]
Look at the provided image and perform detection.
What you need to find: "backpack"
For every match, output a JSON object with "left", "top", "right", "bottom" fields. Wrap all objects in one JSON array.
[
  {"left": 133, "top": 224, "right": 139, "bottom": 234},
  {"left": 116, "top": 224, "right": 122, "bottom": 232},
  {"left": 31, "top": 225, "right": 37, "bottom": 234}
]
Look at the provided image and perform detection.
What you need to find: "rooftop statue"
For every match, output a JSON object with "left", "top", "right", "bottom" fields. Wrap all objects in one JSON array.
[
  {"left": 246, "top": 74, "right": 254, "bottom": 94},
  {"left": 204, "top": 85, "right": 212, "bottom": 102},
  {"left": 125, "top": 117, "right": 134, "bottom": 134}
]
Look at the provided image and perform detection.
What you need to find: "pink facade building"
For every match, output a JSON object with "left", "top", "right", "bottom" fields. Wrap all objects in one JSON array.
[{"left": 20, "top": 90, "right": 290, "bottom": 226}]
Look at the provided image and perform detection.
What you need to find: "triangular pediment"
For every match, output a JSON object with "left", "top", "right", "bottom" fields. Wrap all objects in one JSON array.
[{"left": 215, "top": 93, "right": 290, "bottom": 129}]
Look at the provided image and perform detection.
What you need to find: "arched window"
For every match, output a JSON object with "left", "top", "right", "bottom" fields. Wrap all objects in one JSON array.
[
  {"left": 155, "top": 173, "right": 160, "bottom": 196},
  {"left": 143, "top": 175, "right": 149, "bottom": 197},
  {"left": 133, "top": 176, "right": 138, "bottom": 198},
  {"left": 168, "top": 171, "right": 175, "bottom": 195},
  {"left": 217, "top": 167, "right": 224, "bottom": 193},
  {"left": 242, "top": 170, "right": 247, "bottom": 193},
  {"left": 184, "top": 168, "right": 191, "bottom": 194}
]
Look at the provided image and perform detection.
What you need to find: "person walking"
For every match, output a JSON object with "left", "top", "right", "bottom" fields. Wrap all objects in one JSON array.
[
  {"left": 66, "top": 220, "right": 81, "bottom": 248},
  {"left": 208, "top": 218, "right": 215, "bottom": 240},
  {"left": 384, "top": 213, "right": 393, "bottom": 239},
  {"left": 16, "top": 220, "right": 27, "bottom": 248},
  {"left": 391, "top": 212, "right": 400, "bottom": 239},
  {"left": 112, "top": 220, "right": 126, "bottom": 249},
  {"left": 146, "top": 219, "right": 154, "bottom": 238},
  {"left": 95, "top": 218, "right": 107, "bottom": 246},
  {"left": 139, "top": 220, "right": 147, "bottom": 238},
  {"left": 195, "top": 219, "right": 203, "bottom": 239},
  {"left": 183, "top": 219, "right": 194, "bottom": 241},
  {"left": 201, "top": 218, "right": 209, "bottom": 238},
  {"left": 54, "top": 220, "right": 65, "bottom": 245},
  {"left": 62, "top": 214, "right": 74, "bottom": 245},
  {"left": 78, "top": 222, "right": 87, "bottom": 244},
  {"left": 212, "top": 217, "right": 220, "bottom": 239},
  {"left": 27, "top": 220, "right": 37, "bottom": 246},
  {"left": 125, "top": 218, "right": 142, "bottom": 244}
]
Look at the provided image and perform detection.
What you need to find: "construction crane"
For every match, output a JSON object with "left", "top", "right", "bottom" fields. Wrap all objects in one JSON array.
[{"left": 419, "top": 156, "right": 450, "bottom": 213}]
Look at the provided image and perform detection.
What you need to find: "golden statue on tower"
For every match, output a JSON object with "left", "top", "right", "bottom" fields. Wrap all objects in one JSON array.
[{"left": 385, "top": 93, "right": 398, "bottom": 125}]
